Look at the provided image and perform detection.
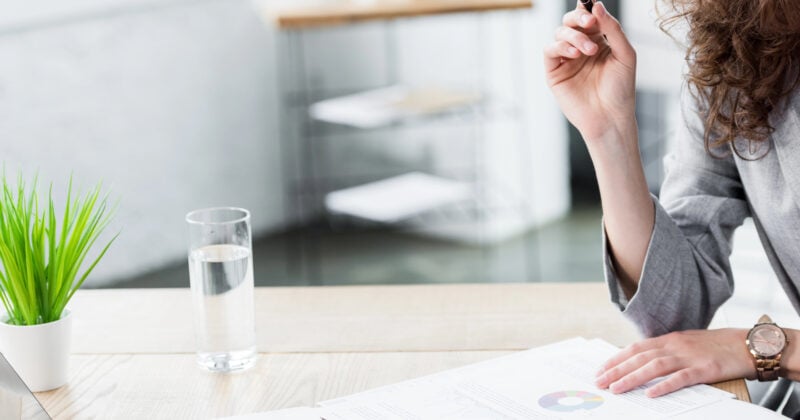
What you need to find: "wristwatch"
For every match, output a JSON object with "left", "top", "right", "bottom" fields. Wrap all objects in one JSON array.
[{"left": 746, "top": 314, "right": 789, "bottom": 381}]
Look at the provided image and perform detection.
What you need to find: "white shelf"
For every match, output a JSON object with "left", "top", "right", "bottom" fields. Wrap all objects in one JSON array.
[
  {"left": 309, "top": 85, "right": 482, "bottom": 129},
  {"left": 325, "top": 172, "right": 473, "bottom": 223},
  {"left": 325, "top": 173, "right": 536, "bottom": 245}
]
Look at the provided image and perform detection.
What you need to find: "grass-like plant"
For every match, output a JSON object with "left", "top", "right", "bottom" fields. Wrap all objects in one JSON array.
[{"left": 0, "top": 174, "right": 117, "bottom": 326}]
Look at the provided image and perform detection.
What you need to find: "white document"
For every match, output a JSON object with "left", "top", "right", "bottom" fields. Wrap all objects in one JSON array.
[
  {"left": 218, "top": 407, "right": 324, "bottom": 420},
  {"left": 219, "top": 338, "right": 758, "bottom": 420},
  {"left": 318, "top": 338, "right": 735, "bottom": 419},
  {"left": 672, "top": 398, "right": 787, "bottom": 419}
]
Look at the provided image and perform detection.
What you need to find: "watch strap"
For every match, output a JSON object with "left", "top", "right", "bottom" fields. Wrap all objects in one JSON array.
[{"left": 755, "top": 355, "right": 781, "bottom": 381}]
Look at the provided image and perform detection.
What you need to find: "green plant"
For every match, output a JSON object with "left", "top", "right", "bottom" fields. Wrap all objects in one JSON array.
[{"left": 0, "top": 175, "right": 117, "bottom": 326}]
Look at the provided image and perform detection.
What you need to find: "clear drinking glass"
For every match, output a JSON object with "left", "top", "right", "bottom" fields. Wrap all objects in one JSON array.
[{"left": 186, "top": 207, "right": 256, "bottom": 372}]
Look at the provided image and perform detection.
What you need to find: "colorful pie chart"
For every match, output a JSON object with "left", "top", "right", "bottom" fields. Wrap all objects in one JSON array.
[{"left": 538, "top": 390, "right": 604, "bottom": 412}]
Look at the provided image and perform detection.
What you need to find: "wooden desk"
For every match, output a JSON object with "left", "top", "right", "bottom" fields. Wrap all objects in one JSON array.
[
  {"left": 268, "top": 0, "right": 533, "bottom": 29},
  {"left": 35, "top": 284, "right": 750, "bottom": 418}
]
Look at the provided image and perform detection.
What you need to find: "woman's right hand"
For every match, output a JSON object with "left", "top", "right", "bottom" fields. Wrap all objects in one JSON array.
[{"left": 544, "top": 1, "right": 637, "bottom": 143}]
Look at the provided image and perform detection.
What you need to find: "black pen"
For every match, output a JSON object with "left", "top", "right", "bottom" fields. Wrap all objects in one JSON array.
[{"left": 580, "top": 0, "right": 593, "bottom": 13}]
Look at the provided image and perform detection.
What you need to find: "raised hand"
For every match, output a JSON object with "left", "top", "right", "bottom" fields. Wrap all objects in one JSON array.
[{"left": 544, "top": 1, "right": 637, "bottom": 143}]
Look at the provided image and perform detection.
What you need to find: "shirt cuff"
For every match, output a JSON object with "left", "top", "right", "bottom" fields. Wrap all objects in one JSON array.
[{"left": 602, "top": 195, "right": 672, "bottom": 336}]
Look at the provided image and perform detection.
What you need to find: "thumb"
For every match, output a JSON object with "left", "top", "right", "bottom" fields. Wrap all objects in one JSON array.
[{"left": 593, "top": 2, "right": 636, "bottom": 66}]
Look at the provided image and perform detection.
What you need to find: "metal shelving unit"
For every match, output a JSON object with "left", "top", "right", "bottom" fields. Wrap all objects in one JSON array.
[{"left": 272, "top": 2, "right": 537, "bottom": 285}]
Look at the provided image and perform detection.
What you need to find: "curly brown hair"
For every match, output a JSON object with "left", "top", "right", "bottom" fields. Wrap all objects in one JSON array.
[{"left": 659, "top": 0, "right": 800, "bottom": 157}]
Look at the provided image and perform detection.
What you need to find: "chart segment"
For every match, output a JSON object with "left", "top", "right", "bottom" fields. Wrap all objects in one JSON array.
[{"left": 538, "top": 390, "right": 604, "bottom": 412}]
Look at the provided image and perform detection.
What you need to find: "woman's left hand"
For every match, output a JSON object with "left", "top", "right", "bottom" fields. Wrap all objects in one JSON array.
[{"left": 595, "top": 329, "right": 755, "bottom": 397}]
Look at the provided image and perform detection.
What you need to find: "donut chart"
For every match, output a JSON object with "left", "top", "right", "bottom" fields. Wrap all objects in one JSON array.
[{"left": 538, "top": 390, "right": 604, "bottom": 412}]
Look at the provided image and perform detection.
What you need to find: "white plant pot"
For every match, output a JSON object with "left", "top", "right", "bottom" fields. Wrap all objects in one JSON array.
[{"left": 0, "top": 310, "right": 72, "bottom": 392}]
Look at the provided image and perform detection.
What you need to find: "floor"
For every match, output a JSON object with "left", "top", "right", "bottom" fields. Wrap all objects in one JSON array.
[{"left": 109, "top": 206, "right": 606, "bottom": 289}]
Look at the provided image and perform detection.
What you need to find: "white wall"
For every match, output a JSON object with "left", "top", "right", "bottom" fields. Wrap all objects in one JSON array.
[
  {"left": 621, "top": 0, "right": 685, "bottom": 92},
  {"left": 0, "top": 0, "right": 570, "bottom": 285},
  {"left": 0, "top": 0, "right": 285, "bottom": 286}
]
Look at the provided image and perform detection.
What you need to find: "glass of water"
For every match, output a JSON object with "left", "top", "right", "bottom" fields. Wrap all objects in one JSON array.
[{"left": 186, "top": 207, "right": 256, "bottom": 372}]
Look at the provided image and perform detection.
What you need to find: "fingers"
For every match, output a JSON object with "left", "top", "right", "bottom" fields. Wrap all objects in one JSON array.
[
  {"left": 596, "top": 349, "right": 661, "bottom": 389},
  {"left": 592, "top": 2, "right": 636, "bottom": 66},
  {"left": 562, "top": 8, "right": 597, "bottom": 31},
  {"left": 544, "top": 21, "right": 598, "bottom": 73},
  {"left": 602, "top": 353, "right": 702, "bottom": 398},
  {"left": 556, "top": 26, "right": 599, "bottom": 55},
  {"left": 543, "top": 41, "right": 581, "bottom": 72},
  {"left": 645, "top": 369, "right": 702, "bottom": 398},
  {"left": 545, "top": 4, "right": 601, "bottom": 73},
  {"left": 607, "top": 355, "right": 683, "bottom": 394},
  {"left": 597, "top": 337, "right": 663, "bottom": 375}
]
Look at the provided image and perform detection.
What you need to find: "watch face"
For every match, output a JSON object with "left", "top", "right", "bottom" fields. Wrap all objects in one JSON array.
[{"left": 748, "top": 324, "right": 787, "bottom": 357}]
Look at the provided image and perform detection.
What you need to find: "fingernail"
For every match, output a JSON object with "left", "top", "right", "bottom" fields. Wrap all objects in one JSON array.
[
  {"left": 609, "top": 382, "right": 622, "bottom": 393},
  {"left": 583, "top": 42, "right": 596, "bottom": 52},
  {"left": 568, "top": 47, "right": 578, "bottom": 55},
  {"left": 596, "top": 1, "right": 606, "bottom": 17},
  {"left": 580, "top": 14, "right": 590, "bottom": 26}
]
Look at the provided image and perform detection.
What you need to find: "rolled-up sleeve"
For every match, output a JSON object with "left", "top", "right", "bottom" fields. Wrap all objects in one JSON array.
[{"left": 602, "top": 86, "right": 751, "bottom": 337}]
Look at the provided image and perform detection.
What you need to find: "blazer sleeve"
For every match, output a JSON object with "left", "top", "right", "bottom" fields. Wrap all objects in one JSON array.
[{"left": 602, "top": 86, "right": 750, "bottom": 337}]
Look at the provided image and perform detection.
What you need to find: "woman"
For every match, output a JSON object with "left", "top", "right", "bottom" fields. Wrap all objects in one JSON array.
[{"left": 544, "top": 0, "right": 800, "bottom": 398}]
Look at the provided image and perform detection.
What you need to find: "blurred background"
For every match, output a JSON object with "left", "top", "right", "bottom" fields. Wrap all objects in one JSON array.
[{"left": 0, "top": 0, "right": 792, "bottom": 330}]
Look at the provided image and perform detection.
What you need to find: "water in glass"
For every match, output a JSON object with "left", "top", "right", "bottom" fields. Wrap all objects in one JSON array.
[{"left": 189, "top": 243, "right": 256, "bottom": 371}]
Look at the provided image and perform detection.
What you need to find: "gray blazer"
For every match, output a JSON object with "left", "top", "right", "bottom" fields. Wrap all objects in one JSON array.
[{"left": 604, "top": 86, "right": 800, "bottom": 337}]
